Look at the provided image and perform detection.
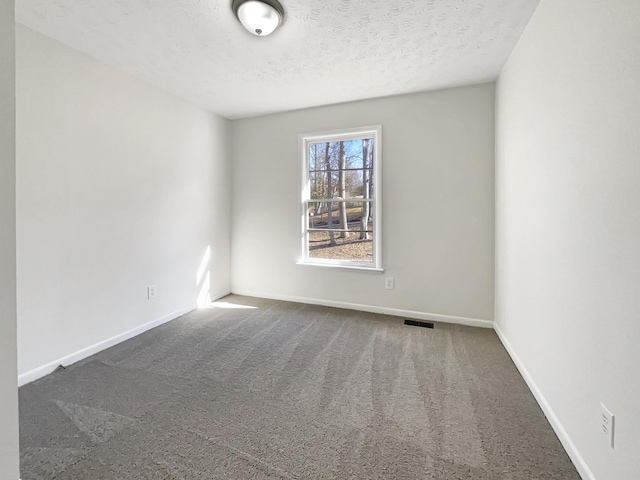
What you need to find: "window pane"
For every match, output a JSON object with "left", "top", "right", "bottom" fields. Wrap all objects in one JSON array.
[
  {"left": 343, "top": 169, "right": 371, "bottom": 199},
  {"left": 309, "top": 171, "right": 329, "bottom": 200},
  {"left": 307, "top": 201, "right": 339, "bottom": 229},
  {"left": 309, "top": 138, "right": 374, "bottom": 201},
  {"left": 307, "top": 201, "right": 373, "bottom": 263}
]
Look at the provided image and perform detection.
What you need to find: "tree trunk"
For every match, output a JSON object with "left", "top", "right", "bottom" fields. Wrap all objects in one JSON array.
[
  {"left": 360, "top": 139, "right": 371, "bottom": 240},
  {"left": 338, "top": 141, "right": 348, "bottom": 239},
  {"left": 325, "top": 142, "right": 336, "bottom": 246},
  {"left": 312, "top": 143, "right": 320, "bottom": 218}
]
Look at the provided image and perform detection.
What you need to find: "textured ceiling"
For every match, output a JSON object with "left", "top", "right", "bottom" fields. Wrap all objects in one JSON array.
[{"left": 16, "top": 0, "right": 540, "bottom": 119}]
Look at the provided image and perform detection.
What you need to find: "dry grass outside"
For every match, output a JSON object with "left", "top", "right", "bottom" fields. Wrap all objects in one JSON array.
[
  {"left": 308, "top": 225, "right": 373, "bottom": 262},
  {"left": 309, "top": 206, "right": 363, "bottom": 226}
]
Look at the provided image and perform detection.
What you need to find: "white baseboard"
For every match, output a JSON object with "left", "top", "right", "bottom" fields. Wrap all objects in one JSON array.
[
  {"left": 231, "top": 289, "right": 493, "bottom": 329},
  {"left": 18, "top": 304, "right": 196, "bottom": 387},
  {"left": 494, "top": 323, "right": 595, "bottom": 480}
]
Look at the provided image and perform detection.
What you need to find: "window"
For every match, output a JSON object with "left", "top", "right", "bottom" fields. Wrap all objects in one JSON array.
[{"left": 299, "top": 126, "right": 382, "bottom": 270}]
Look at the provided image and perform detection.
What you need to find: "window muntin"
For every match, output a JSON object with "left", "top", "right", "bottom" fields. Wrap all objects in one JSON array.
[{"left": 300, "top": 126, "right": 381, "bottom": 270}]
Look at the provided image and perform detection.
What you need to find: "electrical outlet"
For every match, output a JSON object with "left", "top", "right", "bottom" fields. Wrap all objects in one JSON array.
[
  {"left": 148, "top": 285, "right": 157, "bottom": 300},
  {"left": 600, "top": 403, "right": 615, "bottom": 448},
  {"left": 385, "top": 277, "right": 395, "bottom": 290}
]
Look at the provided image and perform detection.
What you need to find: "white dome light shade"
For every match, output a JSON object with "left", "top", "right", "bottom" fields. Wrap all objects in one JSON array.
[{"left": 233, "top": 0, "right": 284, "bottom": 36}]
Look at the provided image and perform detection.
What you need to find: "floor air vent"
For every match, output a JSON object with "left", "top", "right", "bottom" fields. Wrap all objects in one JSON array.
[{"left": 404, "top": 319, "right": 434, "bottom": 329}]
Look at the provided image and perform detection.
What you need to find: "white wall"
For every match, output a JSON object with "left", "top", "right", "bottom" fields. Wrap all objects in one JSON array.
[
  {"left": 231, "top": 85, "right": 495, "bottom": 325},
  {"left": 16, "top": 25, "right": 231, "bottom": 380},
  {"left": 495, "top": 1, "right": 640, "bottom": 479},
  {"left": 0, "top": 2, "right": 20, "bottom": 479}
]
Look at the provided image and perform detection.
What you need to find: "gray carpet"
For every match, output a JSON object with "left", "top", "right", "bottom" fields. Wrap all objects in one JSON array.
[{"left": 20, "top": 295, "right": 580, "bottom": 479}]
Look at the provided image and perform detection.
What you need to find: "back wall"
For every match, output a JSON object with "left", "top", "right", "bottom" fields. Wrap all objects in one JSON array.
[{"left": 231, "top": 84, "right": 495, "bottom": 324}]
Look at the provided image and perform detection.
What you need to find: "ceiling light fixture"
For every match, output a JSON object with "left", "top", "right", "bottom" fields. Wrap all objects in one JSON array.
[{"left": 232, "top": 0, "right": 284, "bottom": 37}]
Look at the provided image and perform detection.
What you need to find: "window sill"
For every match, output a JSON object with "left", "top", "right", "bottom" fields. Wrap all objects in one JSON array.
[{"left": 296, "top": 261, "right": 384, "bottom": 273}]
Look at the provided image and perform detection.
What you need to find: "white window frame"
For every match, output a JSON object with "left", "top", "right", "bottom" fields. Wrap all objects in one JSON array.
[{"left": 298, "top": 125, "right": 382, "bottom": 271}]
